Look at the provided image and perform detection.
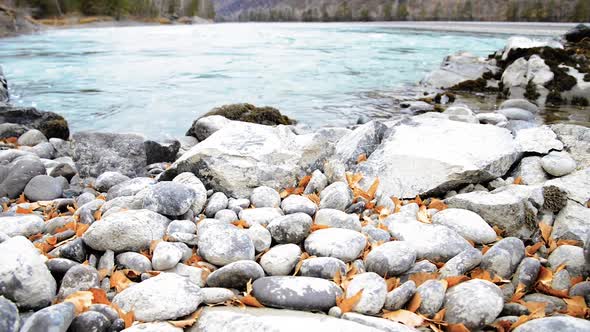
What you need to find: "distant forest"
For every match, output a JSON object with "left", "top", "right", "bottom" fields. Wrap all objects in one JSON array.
[{"left": 213, "top": 0, "right": 590, "bottom": 23}]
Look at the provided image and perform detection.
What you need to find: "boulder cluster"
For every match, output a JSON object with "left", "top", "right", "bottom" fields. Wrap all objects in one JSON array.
[{"left": 1, "top": 28, "right": 590, "bottom": 332}]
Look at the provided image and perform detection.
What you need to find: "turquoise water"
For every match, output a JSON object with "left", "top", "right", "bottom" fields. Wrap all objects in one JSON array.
[{"left": 0, "top": 23, "right": 508, "bottom": 138}]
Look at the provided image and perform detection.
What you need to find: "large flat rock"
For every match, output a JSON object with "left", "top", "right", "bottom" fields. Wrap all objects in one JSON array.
[{"left": 358, "top": 117, "right": 520, "bottom": 198}]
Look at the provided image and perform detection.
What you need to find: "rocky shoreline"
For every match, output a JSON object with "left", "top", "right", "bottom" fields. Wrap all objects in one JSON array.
[{"left": 1, "top": 25, "right": 590, "bottom": 332}]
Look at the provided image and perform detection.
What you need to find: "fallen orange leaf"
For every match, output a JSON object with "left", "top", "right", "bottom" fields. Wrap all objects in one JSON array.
[
  {"left": 408, "top": 272, "right": 439, "bottom": 287},
  {"left": 526, "top": 242, "right": 544, "bottom": 256},
  {"left": 337, "top": 290, "right": 363, "bottom": 313},
  {"left": 513, "top": 176, "right": 523, "bottom": 185},
  {"left": 298, "top": 175, "right": 312, "bottom": 188},
  {"left": 46, "top": 236, "right": 58, "bottom": 246},
  {"left": 110, "top": 271, "right": 134, "bottom": 293},
  {"left": 416, "top": 205, "right": 431, "bottom": 224},
  {"left": 447, "top": 323, "right": 470, "bottom": 332},
  {"left": 76, "top": 223, "right": 90, "bottom": 237},
  {"left": 93, "top": 209, "right": 102, "bottom": 221},
  {"left": 293, "top": 252, "right": 311, "bottom": 276},
  {"left": 16, "top": 206, "right": 34, "bottom": 214},
  {"left": 428, "top": 199, "right": 447, "bottom": 211},
  {"left": 310, "top": 224, "right": 331, "bottom": 232},
  {"left": 539, "top": 222, "right": 552, "bottom": 244},
  {"left": 241, "top": 295, "right": 265, "bottom": 308},
  {"left": 63, "top": 291, "right": 93, "bottom": 314},
  {"left": 357, "top": 154, "right": 367, "bottom": 163},
  {"left": 563, "top": 296, "right": 589, "bottom": 318},
  {"left": 382, "top": 309, "right": 424, "bottom": 328},
  {"left": 305, "top": 193, "right": 320, "bottom": 205},
  {"left": 432, "top": 308, "right": 446, "bottom": 322},
  {"left": 407, "top": 293, "right": 421, "bottom": 313},
  {"left": 445, "top": 275, "right": 470, "bottom": 288},
  {"left": 391, "top": 197, "right": 402, "bottom": 213},
  {"left": 89, "top": 288, "right": 110, "bottom": 305},
  {"left": 16, "top": 193, "right": 28, "bottom": 204},
  {"left": 385, "top": 277, "right": 400, "bottom": 292},
  {"left": 231, "top": 220, "right": 249, "bottom": 229},
  {"left": 168, "top": 308, "right": 203, "bottom": 328},
  {"left": 511, "top": 283, "right": 527, "bottom": 302}
]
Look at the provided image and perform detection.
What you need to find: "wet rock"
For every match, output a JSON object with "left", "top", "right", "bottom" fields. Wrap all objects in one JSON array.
[
  {"left": 197, "top": 223, "right": 255, "bottom": 266},
  {"left": 511, "top": 257, "right": 541, "bottom": 290},
  {"left": 365, "top": 241, "right": 416, "bottom": 277},
  {"left": 334, "top": 121, "right": 388, "bottom": 168},
  {"left": 94, "top": 172, "right": 130, "bottom": 193},
  {"left": 107, "top": 178, "right": 156, "bottom": 200},
  {"left": 358, "top": 117, "right": 518, "bottom": 198},
  {"left": 314, "top": 209, "right": 361, "bottom": 231},
  {"left": 304, "top": 170, "right": 328, "bottom": 195},
  {"left": 144, "top": 139, "right": 180, "bottom": 164},
  {"left": 299, "top": 257, "right": 346, "bottom": 280},
  {"left": 172, "top": 172, "right": 208, "bottom": 215},
  {"left": 116, "top": 252, "right": 152, "bottom": 272},
  {"left": 83, "top": 210, "right": 170, "bottom": 252},
  {"left": 513, "top": 316, "right": 590, "bottom": 332},
  {"left": 548, "top": 245, "right": 588, "bottom": 277},
  {"left": 432, "top": 208, "right": 497, "bottom": 244},
  {"left": 416, "top": 280, "right": 447, "bottom": 317},
  {"left": 281, "top": 195, "right": 317, "bottom": 216},
  {"left": 0, "top": 296, "right": 19, "bottom": 332},
  {"left": 113, "top": 273, "right": 202, "bottom": 321},
  {"left": 439, "top": 247, "right": 482, "bottom": 278},
  {"left": 421, "top": 51, "right": 498, "bottom": 89},
  {"left": 319, "top": 182, "right": 352, "bottom": 211},
  {"left": 19, "top": 302, "right": 75, "bottom": 332},
  {"left": 57, "top": 265, "right": 99, "bottom": 299},
  {"left": 0, "top": 215, "right": 44, "bottom": 238},
  {"left": 186, "top": 115, "right": 231, "bottom": 141},
  {"left": 346, "top": 272, "right": 387, "bottom": 315},
  {"left": 500, "top": 99, "right": 539, "bottom": 114},
  {"left": 304, "top": 228, "right": 366, "bottom": 262},
  {"left": 252, "top": 276, "right": 342, "bottom": 311},
  {"left": 384, "top": 280, "right": 416, "bottom": 311},
  {"left": 267, "top": 213, "right": 312, "bottom": 244},
  {"left": 23, "top": 174, "right": 66, "bottom": 201},
  {"left": 0, "top": 236, "right": 56, "bottom": 309},
  {"left": 250, "top": 186, "right": 281, "bottom": 208},
  {"left": 204, "top": 192, "right": 228, "bottom": 217},
  {"left": 0, "top": 106, "right": 69, "bottom": 139},
  {"left": 0, "top": 157, "right": 46, "bottom": 199},
  {"left": 541, "top": 151, "right": 576, "bottom": 177},
  {"left": 72, "top": 132, "right": 147, "bottom": 178},
  {"left": 565, "top": 23, "right": 590, "bottom": 43},
  {"left": 245, "top": 223, "right": 272, "bottom": 253},
  {"left": 69, "top": 311, "right": 110, "bottom": 332},
  {"left": 260, "top": 244, "right": 301, "bottom": 276},
  {"left": 481, "top": 237, "right": 525, "bottom": 279},
  {"left": 551, "top": 201, "right": 590, "bottom": 246},
  {"left": 142, "top": 181, "right": 195, "bottom": 216},
  {"left": 17, "top": 129, "right": 47, "bottom": 147},
  {"left": 239, "top": 207, "right": 284, "bottom": 227},
  {"left": 206, "top": 260, "right": 264, "bottom": 288},
  {"left": 444, "top": 279, "right": 503, "bottom": 329}
]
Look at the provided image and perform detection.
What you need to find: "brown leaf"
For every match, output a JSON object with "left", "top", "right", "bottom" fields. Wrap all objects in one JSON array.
[
  {"left": 511, "top": 302, "right": 546, "bottom": 330},
  {"left": 408, "top": 272, "right": 439, "bottom": 287},
  {"left": 305, "top": 193, "right": 320, "bottom": 205},
  {"left": 511, "top": 283, "right": 527, "bottom": 302},
  {"left": 536, "top": 281, "right": 570, "bottom": 298},
  {"left": 382, "top": 309, "right": 424, "bottom": 328},
  {"left": 96, "top": 194, "right": 107, "bottom": 201},
  {"left": 526, "top": 242, "right": 544, "bottom": 256},
  {"left": 63, "top": 291, "right": 93, "bottom": 314},
  {"left": 539, "top": 222, "right": 552, "bottom": 244},
  {"left": 571, "top": 275, "right": 584, "bottom": 286},
  {"left": 110, "top": 271, "right": 134, "bottom": 292},
  {"left": 357, "top": 153, "right": 367, "bottom": 163},
  {"left": 481, "top": 245, "right": 491, "bottom": 255},
  {"left": 407, "top": 293, "right": 421, "bottom": 313},
  {"left": 445, "top": 275, "right": 470, "bottom": 288},
  {"left": 492, "top": 225, "right": 505, "bottom": 237},
  {"left": 93, "top": 209, "right": 102, "bottom": 221},
  {"left": 310, "top": 224, "right": 331, "bottom": 232},
  {"left": 337, "top": 290, "right": 363, "bottom": 313},
  {"left": 333, "top": 269, "right": 342, "bottom": 285},
  {"left": 293, "top": 252, "right": 311, "bottom": 276},
  {"left": 231, "top": 220, "right": 249, "bottom": 229},
  {"left": 46, "top": 236, "right": 58, "bottom": 245},
  {"left": 67, "top": 205, "right": 77, "bottom": 214},
  {"left": 563, "top": 296, "right": 589, "bottom": 318},
  {"left": 513, "top": 176, "right": 523, "bottom": 185},
  {"left": 416, "top": 205, "right": 431, "bottom": 224},
  {"left": 428, "top": 199, "right": 447, "bottom": 211},
  {"left": 447, "top": 323, "right": 470, "bottom": 332},
  {"left": 75, "top": 223, "right": 90, "bottom": 237},
  {"left": 556, "top": 239, "right": 583, "bottom": 247},
  {"left": 385, "top": 277, "right": 400, "bottom": 292},
  {"left": 298, "top": 175, "right": 312, "bottom": 188},
  {"left": 432, "top": 308, "right": 446, "bottom": 322},
  {"left": 366, "top": 178, "right": 380, "bottom": 200},
  {"left": 490, "top": 319, "right": 513, "bottom": 332},
  {"left": 345, "top": 172, "right": 363, "bottom": 189},
  {"left": 168, "top": 308, "right": 203, "bottom": 328},
  {"left": 391, "top": 197, "right": 402, "bottom": 213},
  {"left": 89, "top": 288, "right": 110, "bottom": 305},
  {"left": 241, "top": 294, "right": 265, "bottom": 308},
  {"left": 16, "top": 206, "right": 34, "bottom": 214},
  {"left": 16, "top": 193, "right": 28, "bottom": 204},
  {"left": 111, "top": 304, "right": 134, "bottom": 328}
]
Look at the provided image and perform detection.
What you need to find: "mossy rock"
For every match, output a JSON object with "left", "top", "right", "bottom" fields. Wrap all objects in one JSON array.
[
  {"left": 449, "top": 78, "right": 498, "bottom": 93},
  {"left": 0, "top": 106, "right": 69, "bottom": 139},
  {"left": 202, "top": 103, "right": 296, "bottom": 126}
]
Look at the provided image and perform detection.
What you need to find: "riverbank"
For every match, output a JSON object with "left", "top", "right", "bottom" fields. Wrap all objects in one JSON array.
[{"left": 0, "top": 24, "right": 590, "bottom": 332}]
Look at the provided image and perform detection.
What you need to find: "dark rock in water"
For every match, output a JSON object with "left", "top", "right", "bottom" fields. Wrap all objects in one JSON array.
[
  {"left": 565, "top": 24, "right": 590, "bottom": 43},
  {"left": 0, "top": 123, "right": 28, "bottom": 139},
  {"left": 72, "top": 132, "right": 147, "bottom": 178},
  {"left": 0, "top": 106, "right": 69, "bottom": 140},
  {"left": 0, "top": 296, "right": 19, "bottom": 332},
  {"left": 69, "top": 311, "right": 111, "bottom": 332},
  {"left": 19, "top": 302, "right": 75, "bottom": 332},
  {"left": 144, "top": 139, "right": 180, "bottom": 164},
  {"left": 0, "top": 158, "right": 46, "bottom": 199},
  {"left": 186, "top": 103, "right": 295, "bottom": 137}
]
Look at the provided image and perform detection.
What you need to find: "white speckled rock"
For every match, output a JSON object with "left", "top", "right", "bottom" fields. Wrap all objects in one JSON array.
[
  {"left": 304, "top": 170, "right": 328, "bottom": 195},
  {"left": 541, "top": 151, "right": 577, "bottom": 177},
  {"left": 172, "top": 172, "right": 208, "bottom": 215},
  {"left": 95, "top": 171, "right": 130, "bottom": 192},
  {"left": 515, "top": 126, "right": 563, "bottom": 154},
  {"left": 83, "top": 210, "right": 170, "bottom": 252},
  {"left": 314, "top": 209, "right": 361, "bottom": 231},
  {"left": 511, "top": 156, "right": 549, "bottom": 185},
  {"left": 206, "top": 260, "right": 264, "bottom": 289},
  {"left": 123, "top": 322, "right": 183, "bottom": 332},
  {"left": 416, "top": 280, "right": 447, "bottom": 317},
  {"left": 0, "top": 215, "right": 45, "bottom": 238},
  {"left": 365, "top": 241, "right": 416, "bottom": 277},
  {"left": 548, "top": 245, "right": 588, "bottom": 277},
  {"left": 163, "top": 263, "right": 207, "bottom": 288},
  {"left": 267, "top": 213, "right": 312, "bottom": 244},
  {"left": 239, "top": 208, "right": 284, "bottom": 227},
  {"left": 204, "top": 192, "right": 228, "bottom": 217},
  {"left": 245, "top": 223, "right": 272, "bottom": 253},
  {"left": 384, "top": 281, "right": 416, "bottom": 311},
  {"left": 214, "top": 209, "right": 238, "bottom": 223},
  {"left": 260, "top": 244, "right": 302, "bottom": 276},
  {"left": 513, "top": 316, "right": 590, "bottom": 332},
  {"left": 319, "top": 182, "right": 352, "bottom": 211},
  {"left": 432, "top": 208, "right": 497, "bottom": 244},
  {"left": 116, "top": 252, "right": 152, "bottom": 272},
  {"left": 439, "top": 247, "right": 482, "bottom": 278},
  {"left": 201, "top": 288, "right": 236, "bottom": 304},
  {"left": 551, "top": 201, "right": 590, "bottom": 246},
  {"left": 251, "top": 186, "right": 281, "bottom": 208},
  {"left": 17, "top": 129, "right": 47, "bottom": 147},
  {"left": 141, "top": 182, "right": 195, "bottom": 216},
  {"left": 197, "top": 223, "right": 255, "bottom": 266},
  {"left": 252, "top": 276, "right": 342, "bottom": 311},
  {"left": 481, "top": 237, "right": 525, "bottom": 279},
  {"left": 112, "top": 273, "right": 202, "bottom": 322},
  {"left": 281, "top": 195, "right": 317, "bottom": 216},
  {"left": 151, "top": 242, "right": 184, "bottom": 271},
  {"left": 444, "top": 279, "right": 503, "bottom": 329},
  {"left": 345, "top": 272, "right": 387, "bottom": 315},
  {"left": 304, "top": 228, "right": 367, "bottom": 263},
  {"left": 299, "top": 257, "right": 347, "bottom": 280}
]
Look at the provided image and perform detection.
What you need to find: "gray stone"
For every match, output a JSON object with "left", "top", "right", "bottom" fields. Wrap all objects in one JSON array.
[
  {"left": 163, "top": 263, "right": 207, "bottom": 288},
  {"left": 500, "top": 99, "right": 539, "bottom": 114},
  {"left": 0, "top": 236, "right": 56, "bottom": 309},
  {"left": 252, "top": 276, "right": 342, "bottom": 311},
  {"left": 26, "top": 142, "right": 55, "bottom": 159},
  {"left": 19, "top": 302, "right": 75, "bottom": 332},
  {"left": 0, "top": 123, "right": 28, "bottom": 139},
  {"left": 281, "top": 195, "right": 317, "bottom": 216},
  {"left": 328, "top": 306, "right": 342, "bottom": 318},
  {"left": 260, "top": 244, "right": 301, "bottom": 276},
  {"left": 72, "top": 132, "right": 146, "bottom": 178},
  {"left": 569, "top": 281, "right": 590, "bottom": 303},
  {"left": 58, "top": 238, "right": 86, "bottom": 263},
  {"left": 46, "top": 258, "right": 79, "bottom": 277},
  {"left": 144, "top": 139, "right": 180, "bottom": 164},
  {"left": 245, "top": 223, "right": 272, "bottom": 253},
  {"left": 0, "top": 106, "right": 69, "bottom": 140},
  {"left": 511, "top": 156, "right": 549, "bottom": 185},
  {"left": 304, "top": 170, "right": 328, "bottom": 195},
  {"left": 113, "top": 273, "right": 202, "bottom": 322},
  {"left": 94, "top": 172, "right": 130, "bottom": 192},
  {"left": 304, "top": 228, "right": 367, "bottom": 262},
  {"left": 512, "top": 257, "right": 541, "bottom": 290},
  {"left": 548, "top": 245, "right": 588, "bottom": 277},
  {"left": 214, "top": 209, "right": 238, "bottom": 223},
  {"left": 17, "top": 129, "right": 47, "bottom": 147},
  {"left": 513, "top": 316, "right": 590, "bottom": 332},
  {"left": 522, "top": 293, "right": 566, "bottom": 314},
  {"left": 342, "top": 312, "right": 416, "bottom": 332},
  {"left": 515, "top": 126, "right": 563, "bottom": 154},
  {"left": 439, "top": 247, "right": 482, "bottom": 278},
  {"left": 68, "top": 310, "right": 110, "bottom": 332},
  {"left": 481, "top": 237, "right": 525, "bottom": 279},
  {"left": 550, "top": 124, "right": 590, "bottom": 169},
  {"left": 324, "top": 159, "right": 347, "bottom": 184},
  {"left": 197, "top": 223, "right": 254, "bottom": 266},
  {"left": 319, "top": 182, "right": 352, "bottom": 211},
  {"left": 267, "top": 213, "right": 312, "bottom": 244},
  {"left": 541, "top": 151, "right": 577, "bottom": 177},
  {"left": 206, "top": 260, "right": 264, "bottom": 288},
  {"left": 204, "top": 192, "right": 228, "bottom": 217},
  {"left": 98, "top": 250, "right": 115, "bottom": 276},
  {"left": 124, "top": 322, "right": 182, "bottom": 332},
  {"left": 432, "top": 208, "right": 497, "bottom": 244},
  {"left": 416, "top": 280, "right": 447, "bottom": 317},
  {"left": 57, "top": 265, "right": 99, "bottom": 299},
  {"left": 476, "top": 112, "right": 508, "bottom": 126},
  {"left": 24, "top": 175, "right": 65, "bottom": 201},
  {"left": 501, "top": 303, "right": 530, "bottom": 317},
  {"left": 188, "top": 307, "right": 380, "bottom": 332},
  {"left": 83, "top": 210, "right": 170, "bottom": 252},
  {"left": 0, "top": 296, "right": 19, "bottom": 332},
  {"left": 0, "top": 158, "right": 46, "bottom": 199},
  {"left": 201, "top": 288, "right": 236, "bottom": 304},
  {"left": 384, "top": 217, "right": 471, "bottom": 262},
  {"left": 0, "top": 215, "right": 44, "bottom": 238},
  {"left": 552, "top": 269, "right": 571, "bottom": 290},
  {"left": 421, "top": 52, "right": 497, "bottom": 89},
  {"left": 362, "top": 225, "right": 391, "bottom": 244},
  {"left": 552, "top": 201, "right": 590, "bottom": 246},
  {"left": 345, "top": 272, "right": 387, "bottom": 315},
  {"left": 365, "top": 241, "right": 416, "bottom": 277},
  {"left": 239, "top": 208, "right": 284, "bottom": 227},
  {"left": 384, "top": 281, "right": 416, "bottom": 311},
  {"left": 167, "top": 219, "right": 196, "bottom": 235},
  {"left": 116, "top": 252, "right": 152, "bottom": 272},
  {"left": 142, "top": 181, "right": 195, "bottom": 216},
  {"left": 334, "top": 121, "right": 387, "bottom": 168},
  {"left": 444, "top": 279, "right": 504, "bottom": 330},
  {"left": 358, "top": 117, "right": 519, "bottom": 198},
  {"left": 171, "top": 172, "right": 208, "bottom": 215},
  {"left": 186, "top": 115, "right": 231, "bottom": 141},
  {"left": 107, "top": 178, "right": 155, "bottom": 200},
  {"left": 49, "top": 163, "right": 76, "bottom": 181},
  {"left": 228, "top": 198, "right": 250, "bottom": 214},
  {"left": 299, "top": 257, "right": 346, "bottom": 279},
  {"left": 250, "top": 186, "right": 281, "bottom": 208},
  {"left": 314, "top": 209, "right": 361, "bottom": 231}
]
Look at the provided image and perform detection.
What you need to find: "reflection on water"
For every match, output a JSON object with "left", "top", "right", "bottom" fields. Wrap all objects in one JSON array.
[{"left": 0, "top": 23, "right": 563, "bottom": 138}]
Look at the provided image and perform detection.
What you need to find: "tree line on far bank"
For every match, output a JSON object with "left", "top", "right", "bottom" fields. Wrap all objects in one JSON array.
[{"left": 6, "top": 0, "right": 215, "bottom": 20}]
